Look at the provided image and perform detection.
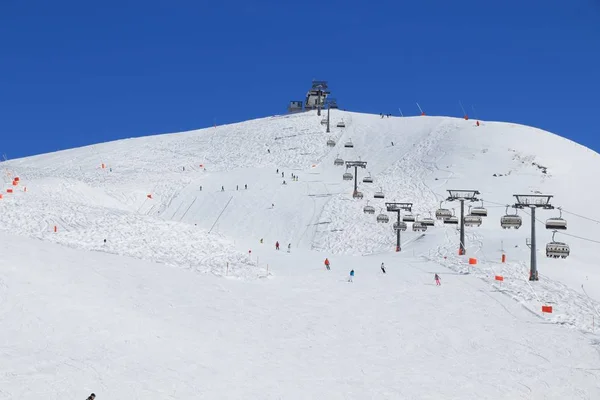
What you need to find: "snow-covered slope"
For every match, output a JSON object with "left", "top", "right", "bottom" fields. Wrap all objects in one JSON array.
[{"left": 2, "top": 110, "right": 600, "bottom": 398}]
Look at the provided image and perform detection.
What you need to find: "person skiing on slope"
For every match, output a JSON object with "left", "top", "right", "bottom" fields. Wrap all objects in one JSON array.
[
  {"left": 287, "top": 243, "right": 291, "bottom": 253},
  {"left": 276, "top": 241, "right": 280, "bottom": 250},
  {"left": 324, "top": 258, "right": 330, "bottom": 270},
  {"left": 348, "top": 269, "right": 354, "bottom": 282},
  {"left": 435, "top": 273, "right": 441, "bottom": 286},
  {"left": 381, "top": 262, "right": 386, "bottom": 274},
  {"left": 86, "top": 394, "right": 96, "bottom": 400}
]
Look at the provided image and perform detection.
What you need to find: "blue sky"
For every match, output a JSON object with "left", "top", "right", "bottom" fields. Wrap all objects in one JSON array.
[{"left": 1, "top": 0, "right": 599, "bottom": 159}]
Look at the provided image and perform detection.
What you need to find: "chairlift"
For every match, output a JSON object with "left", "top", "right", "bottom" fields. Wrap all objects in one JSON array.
[
  {"left": 413, "top": 221, "right": 427, "bottom": 232},
  {"left": 435, "top": 201, "right": 452, "bottom": 220},
  {"left": 374, "top": 187, "right": 385, "bottom": 199},
  {"left": 402, "top": 213, "right": 415, "bottom": 222},
  {"left": 353, "top": 190, "right": 364, "bottom": 199},
  {"left": 344, "top": 139, "right": 354, "bottom": 148},
  {"left": 362, "top": 172, "right": 373, "bottom": 184},
  {"left": 321, "top": 118, "right": 328, "bottom": 125},
  {"left": 393, "top": 221, "right": 407, "bottom": 231},
  {"left": 546, "top": 207, "right": 567, "bottom": 230},
  {"left": 464, "top": 206, "right": 482, "bottom": 227},
  {"left": 443, "top": 209, "right": 458, "bottom": 225},
  {"left": 363, "top": 201, "right": 375, "bottom": 214},
  {"left": 343, "top": 172, "right": 353, "bottom": 181},
  {"left": 337, "top": 120, "right": 346, "bottom": 128},
  {"left": 422, "top": 212, "right": 435, "bottom": 226},
  {"left": 500, "top": 205, "right": 522, "bottom": 229},
  {"left": 546, "top": 231, "right": 570, "bottom": 259},
  {"left": 327, "top": 138, "right": 336, "bottom": 147},
  {"left": 376, "top": 210, "right": 390, "bottom": 223},
  {"left": 334, "top": 157, "right": 344, "bottom": 166},
  {"left": 471, "top": 200, "right": 488, "bottom": 217}
]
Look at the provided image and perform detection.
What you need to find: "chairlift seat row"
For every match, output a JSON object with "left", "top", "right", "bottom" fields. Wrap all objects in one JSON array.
[
  {"left": 393, "top": 221, "right": 407, "bottom": 231},
  {"left": 374, "top": 191, "right": 384, "bottom": 199},
  {"left": 344, "top": 141, "right": 354, "bottom": 148},
  {"left": 402, "top": 214, "right": 415, "bottom": 222},
  {"left": 377, "top": 213, "right": 390, "bottom": 223},
  {"left": 363, "top": 205, "right": 376, "bottom": 214},
  {"left": 413, "top": 222, "right": 427, "bottom": 232},
  {"left": 421, "top": 218, "right": 435, "bottom": 226},
  {"left": 444, "top": 216, "right": 459, "bottom": 225},
  {"left": 334, "top": 158, "right": 344, "bottom": 166},
  {"left": 464, "top": 215, "right": 482, "bottom": 227},
  {"left": 500, "top": 215, "right": 522, "bottom": 229},
  {"left": 363, "top": 176, "right": 373, "bottom": 183},
  {"left": 546, "top": 217, "right": 567, "bottom": 230},
  {"left": 546, "top": 242, "right": 570, "bottom": 258},
  {"left": 343, "top": 172, "right": 353, "bottom": 181}
]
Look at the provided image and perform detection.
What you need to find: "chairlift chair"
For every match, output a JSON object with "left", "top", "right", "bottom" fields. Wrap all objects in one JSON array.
[
  {"left": 353, "top": 190, "right": 364, "bottom": 199},
  {"left": 435, "top": 201, "right": 452, "bottom": 220},
  {"left": 363, "top": 201, "right": 376, "bottom": 214},
  {"left": 422, "top": 212, "right": 435, "bottom": 226},
  {"left": 471, "top": 200, "right": 488, "bottom": 217},
  {"left": 402, "top": 213, "right": 415, "bottom": 222},
  {"left": 393, "top": 221, "right": 407, "bottom": 231},
  {"left": 344, "top": 139, "right": 354, "bottom": 148},
  {"left": 464, "top": 206, "right": 483, "bottom": 227},
  {"left": 321, "top": 118, "right": 328, "bottom": 125},
  {"left": 413, "top": 221, "right": 427, "bottom": 232},
  {"left": 500, "top": 206, "right": 522, "bottom": 229},
  {"left": 546, "top": 231, "right": 570, "bottom": 259},
  {"left": 343, "top": 172, "right": 353, "bottom": 181},
  {"left": 327, "top": 139, "right": 336, "bottom": 147},
  {"left": 443, "top": 209, "right": 458, "bottom": 225},
  {"left": 337, "top": 120, "right": 346, "bottom": 128},
  {"left": 545, "top": 208, "right": 567, "bottom": 230},
  {"left": 374, "top": 188, "right": 385, "bottom": 199},
  {"left": 334, "top": 157, "right": 344, "bottom": 166},
  {"left": 376, "top": 210, "right": 390, "bottom": 223},
  {"left": 362, "top": 172, "right": 373, "bottom": 184}
]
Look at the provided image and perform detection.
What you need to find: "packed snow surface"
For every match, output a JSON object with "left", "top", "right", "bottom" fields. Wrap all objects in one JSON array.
[{"left": 1, "top": 110, "right": 600, "bottom": 398}]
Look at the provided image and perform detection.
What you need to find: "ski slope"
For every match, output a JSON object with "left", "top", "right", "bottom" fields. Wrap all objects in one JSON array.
[{"left": 2, "top": 110, "right": 600, "bottom": 398}]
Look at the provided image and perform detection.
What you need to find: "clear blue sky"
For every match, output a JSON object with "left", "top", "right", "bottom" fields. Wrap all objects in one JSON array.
[{"left": 1, "top": 0, "right": 599, "bottom": 159}]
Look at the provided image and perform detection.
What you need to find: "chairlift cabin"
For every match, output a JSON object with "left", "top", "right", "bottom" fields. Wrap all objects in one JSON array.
[
  {"left": 546, "top": 208, "right": 567, "bottom": 230},
  {"left": 376, "top": 212, "right": 390, "bottom": 223},
  {"left": 500, "top": 206, "right": 522, "bottom": 229},
  {"left": 443, "top": 209, "right": 458, "bottom": 225},
  {"left": 374, "top": 188, "right": 385, "bottom": 199},
  {"left": 363, "top": 202, "right": 376, "bottom": 214},
  {"left": 327, "top": 139, "right": 336, "bottom": 147},
  {"left": 363, "top": 172, "right": 373, "bottom": 184},
  {"left": 353, "top": 190, "right": 364, "bottom": 199},
  {"left": 471, "top": 200, "right": 488, "bottom": 217},
  {"left": 393, "top": 221, "right": 407, "bottom": 231},
  {"left": 402, "top": 213, "right": 415, "bottom": 222},
  {"left": 334, "top": 157, "right": 344, "bottom": 166},
  {"left": 344, "top": 140, "right": 354, "bottom": 148},
  {"left": 464, "top": 206, "right": 482, "bottom": 227},
  {"left": 343, "top": 172, "right": 353, "bottom": 181},
  {"left": 321, "top": 118, "right": 328, "bottom": 125},
  {"left": 413, "top": 221, "right": 427, "bottom": 232},
  {"left": 546, "top": 231, "right": 570, "bottom": 259},
  {"left": 435, "top": 201, "right": 452, "bottom": 220},
  {"left": 422, "top": 215, "right": 435, "bottom": 226},
  {"left": 337, "top": 120, "right": 346, "bottom": 128}
]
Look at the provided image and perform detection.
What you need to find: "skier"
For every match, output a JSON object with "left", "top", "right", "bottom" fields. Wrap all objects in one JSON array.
[
  {"left": 267, "top": 149, "right": 270, "bottom": 154},
  {"left": 245, "top": 184, "right": 247, "bottom": 189},
  {"left": 324, "top": 258, "right": 330, "bottom": 270},
  {"left": 277, "top": 168, "right": 279, "bottom": 174},
  {"left": 236, "top": 185, "right": 239, "bottom": 190},
  {"left": 287, "top": 243, "right": 291, "bottom": 253},
  {"left": 86, "top": 394, "right": 96, "bottom": 400},
  {"left": 103, "top": 238, "right": 107, "bottom": 244},
  {"left": 283, "top": 180, "right": 286, "bottom": 185},
  {"left": 276, "top": 241, "right": 280, "bottom": 250},
  {"left": 348, "top": 269, "right": 355, "bottom": 282},
  {"left": 260, "top": 238, "right": 263, "bottom": 244},
  {"left": 381, "top": 262, "right": 386, "bottom": 274},
  {"left": 282, "top": 171, "right": 284, "bottom": 178},
  {"left": 200, "top": 185, "right": 202, "bottom": 191},
  {"left": 391, "top": 141, "right": 394, "bottom": 146},
  {"left": 221, "top": 186, "right": 224, "bottom": 191},
  {"left": 435, "top": 273, "right": 441, "bottom": 286}
]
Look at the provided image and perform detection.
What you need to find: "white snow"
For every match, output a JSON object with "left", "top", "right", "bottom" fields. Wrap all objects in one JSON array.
[{"left": 1, "top": 110, "right": 600, "bottom": 398}]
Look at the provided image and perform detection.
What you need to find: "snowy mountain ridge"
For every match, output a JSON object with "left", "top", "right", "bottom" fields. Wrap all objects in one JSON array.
[{"left": 2, "top": 110, "right": 600, "bottom": 399}]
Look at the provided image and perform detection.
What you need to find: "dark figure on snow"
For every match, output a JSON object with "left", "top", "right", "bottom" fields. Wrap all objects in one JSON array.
[
  {"left": 245, "top": 184, "right": 247, "bottom": 189},
  {"left": 381, "top": 262, "right": 386, "bottom": 274},
  {"left": 277, "top": 169, "right": 279, "bottom": 174},
  {"left": 276, "top": 241, "right": 280, "bottom": 250},
  {"left": 86, "top": 394, "right": 96, "bottom": 400},
  {"left": 236, "top": 185, "right": 238, "bottom": 190},
  {"left": 221, "top": 186, "right": 224, "bottom": 191},
  {"left": 282, "top": 172, "right": 284, "bottom": 177},
  {"left": 268, "top": 149, "right": 270, "bottom": 154},
  {"left": 435, "top": 273, "right": 441, "bottom": 286}
]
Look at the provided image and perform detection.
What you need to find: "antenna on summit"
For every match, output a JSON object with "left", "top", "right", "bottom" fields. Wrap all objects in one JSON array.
[
  {"left": 416, "top": 102, "right": 425, "bottom": 116},
  {"left": 459, "top": 101, "right": 468, "bottom": 120}
]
